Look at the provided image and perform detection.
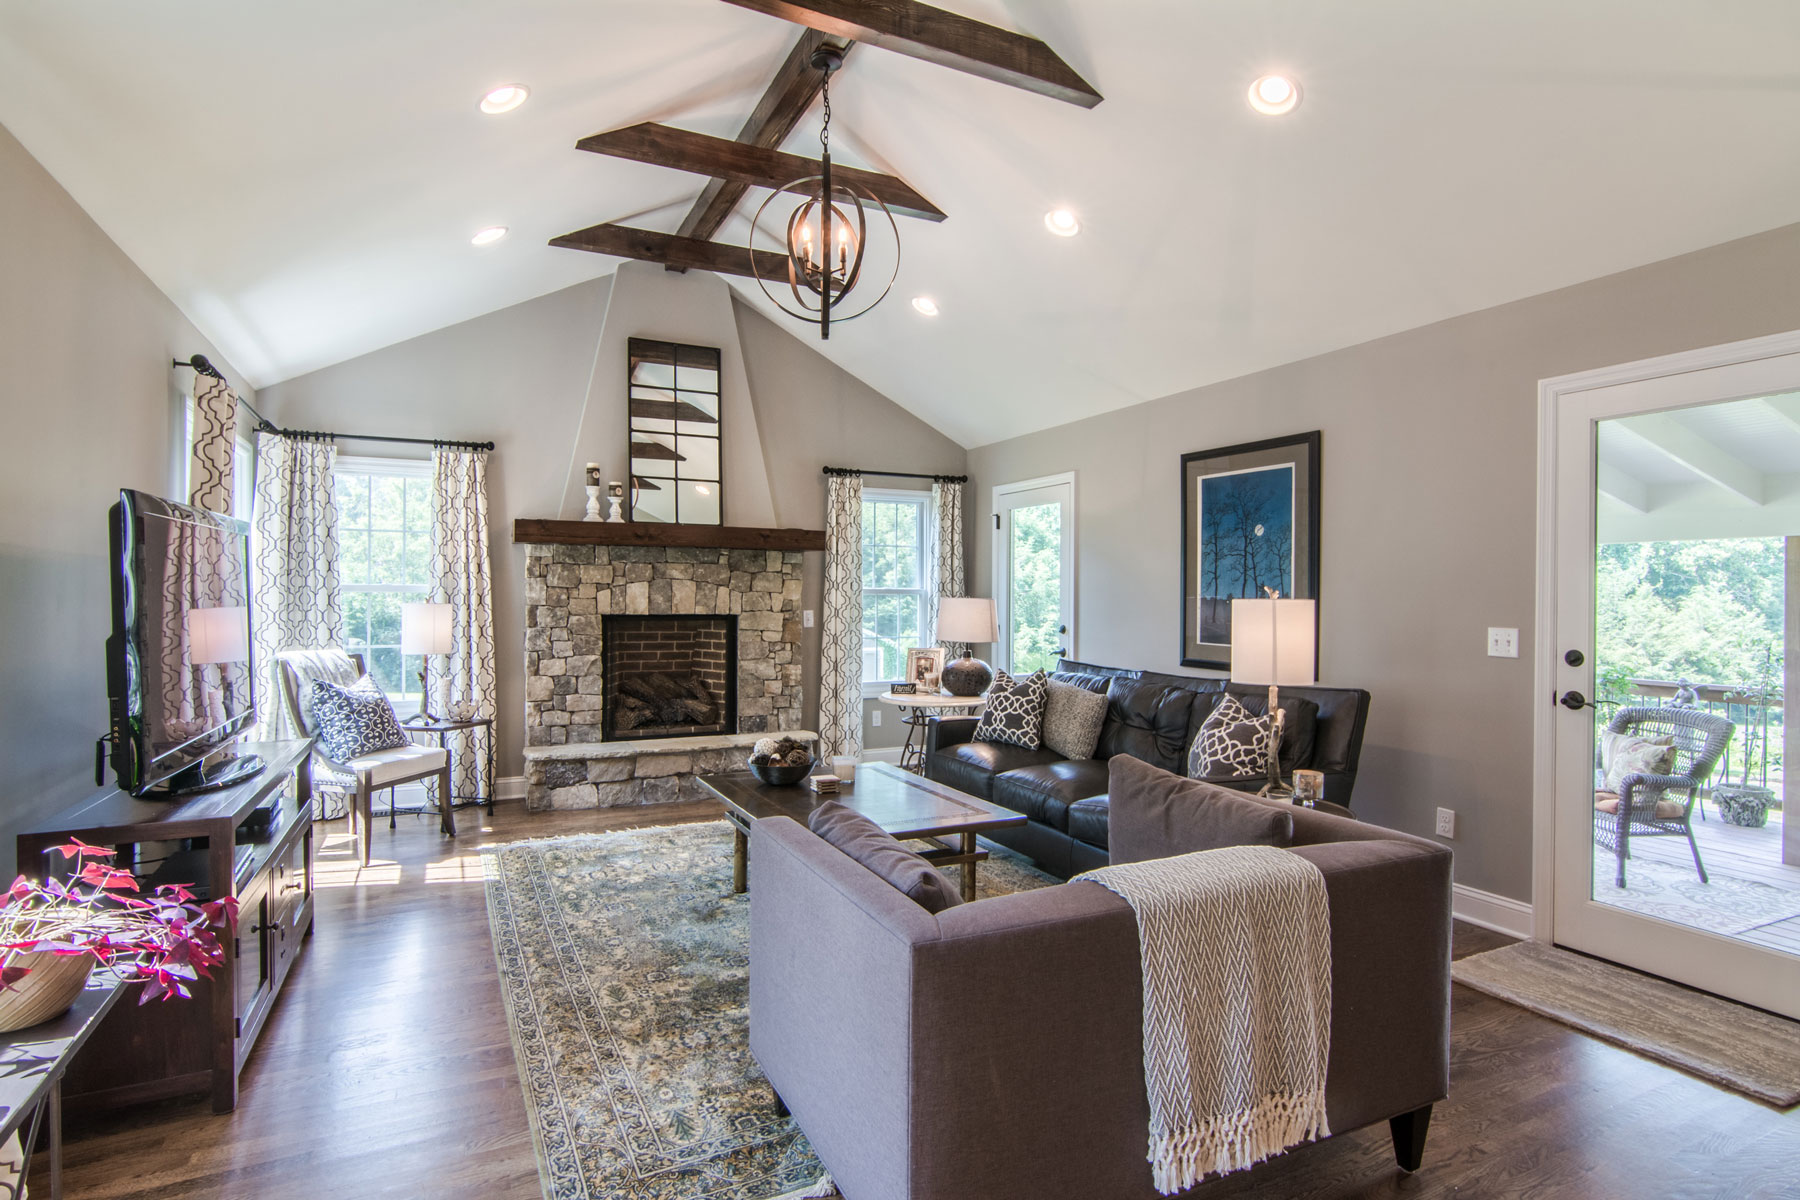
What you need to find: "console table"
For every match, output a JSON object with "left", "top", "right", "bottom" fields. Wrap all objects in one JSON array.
[{"left": 15, "top": 739, "right": 315, "bottom": 1114}]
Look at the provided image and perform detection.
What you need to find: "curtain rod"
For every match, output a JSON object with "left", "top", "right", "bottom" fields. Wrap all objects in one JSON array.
[
  {"left": 174, "top": 354, "right": 495, "bottom": 452},
  {"left": 822, "top": 466, "right": 968, "bottom": 484}
]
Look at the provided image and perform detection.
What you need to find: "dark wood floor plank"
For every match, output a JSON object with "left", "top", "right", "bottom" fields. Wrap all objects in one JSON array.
[{"left": 42, "top": 801, "right": 1800, "bottom": 1198}]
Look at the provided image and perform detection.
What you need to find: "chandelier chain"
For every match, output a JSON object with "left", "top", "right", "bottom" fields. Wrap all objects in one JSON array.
[{"left": 820, "top": 67, "right": 832, "bottom": 154}]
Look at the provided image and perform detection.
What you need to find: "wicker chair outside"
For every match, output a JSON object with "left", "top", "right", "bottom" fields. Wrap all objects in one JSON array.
[{"left": 1594, "top": 706, "right": 1733, "bottom": 888}]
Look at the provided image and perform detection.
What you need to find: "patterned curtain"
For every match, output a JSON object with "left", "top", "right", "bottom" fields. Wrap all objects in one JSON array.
[
  {"left": 189, "top": 373, "right": 238, "bottom": 514},
  {"left": 819, "top": 473, "right": 864, "bottom": 759},
  {"left": 930, "top": 479, "right": 966, "bottom": 655},
  {"left": 431, "top": 448, "right": 497, "bottom": 798},
  {"left": 251, "top": 434, "right": 343, "bottom": 740}
]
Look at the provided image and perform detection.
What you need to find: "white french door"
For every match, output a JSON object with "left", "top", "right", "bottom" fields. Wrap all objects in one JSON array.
[
  {"left": 1540, "top": 333, "right": 1800, "bottom": 1018},
  {"left": 993, "top": 475, "right": 1075, "bottom": 675}
]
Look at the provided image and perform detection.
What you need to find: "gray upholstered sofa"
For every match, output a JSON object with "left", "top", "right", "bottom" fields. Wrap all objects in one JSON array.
[
  {"left": 748, "top": 761, "right": 1452, "bottom": 1200},
  {"left": 924, "top": 659, "right": 1372, "bottom": 876}
]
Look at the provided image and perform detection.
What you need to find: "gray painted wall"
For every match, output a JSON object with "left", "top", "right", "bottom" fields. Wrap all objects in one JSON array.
[
  {"left": 967, "top": 221, "right": 1800, "bottom": 902},
  {"left": 0, "top": 123, "right": 255, "bottom": 875},
  {"left": 259, "top": 269, "right": 965, "bottom": 777}
]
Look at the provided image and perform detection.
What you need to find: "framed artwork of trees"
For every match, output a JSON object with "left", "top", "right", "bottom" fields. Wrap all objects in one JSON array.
[{"left": 1180, "top": 432, "right": 1321, "bottom": 670}]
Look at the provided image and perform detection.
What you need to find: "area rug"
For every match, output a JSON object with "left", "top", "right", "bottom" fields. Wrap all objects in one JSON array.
[
  {"left": 484, "top": 820, "right": 1056, "bottom": 1200},
  {"left": 1590, "top": 845, "right": 1800, "bottom": 936},
  {"left": 1453, "top": 939, "right": 1800, "bottom": 1107}
]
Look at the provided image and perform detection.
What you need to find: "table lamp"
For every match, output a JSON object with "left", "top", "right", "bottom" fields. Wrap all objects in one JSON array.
[
  {"left": 402, "top": 602, "right": 454, "bottom": 718},
  {"left": 937, "top": 597, "right": 999, "bottom": 696},
  {"left": 1229, "top": 591, "right": 1316, "bottom": 798},
  {"left": 187, "top": 605, "right": 250, "bottom": 730}
]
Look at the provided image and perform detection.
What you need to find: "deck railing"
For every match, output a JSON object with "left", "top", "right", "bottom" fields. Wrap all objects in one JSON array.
[{"left": 1608, "top": 678, "right": 1784, "bottom": 794}]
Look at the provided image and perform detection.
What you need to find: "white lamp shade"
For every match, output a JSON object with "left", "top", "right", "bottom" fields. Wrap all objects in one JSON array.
[
  {"left": 936, "top": 596, "right": 998, "bottom": 644},
  {"left": 1229, "top": 598, "right": 1316, "bottom": 686},
  {"left": 401, "top": 602, "right": 455, "bottom": 655},
  {"left": 187, "top": 605, "right": 249, "bottom": 665}
]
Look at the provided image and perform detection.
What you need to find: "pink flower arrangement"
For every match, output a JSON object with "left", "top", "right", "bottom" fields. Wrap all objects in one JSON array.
[{"left": 0, "top": 839, "right": 238, "bottom": 1005}]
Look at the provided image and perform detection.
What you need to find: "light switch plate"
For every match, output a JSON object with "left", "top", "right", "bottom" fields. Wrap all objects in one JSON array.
[
  {"left": 803, "top": 609, "right": 815, "bottom": 628},
  {"left": 1487, "top": 627, "right": 1519, "bottom": 658},
  {"left": 870, "top": 710, "right": 881, "bottom": 727}
]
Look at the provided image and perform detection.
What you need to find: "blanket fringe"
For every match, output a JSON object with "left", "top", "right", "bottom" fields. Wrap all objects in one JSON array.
[
  {"left": 767, "top": 1173, "right": 837, "bottom": 1199},
  {"left": 1150, "top": 1090, "right": 1330, "bottom": 1195}
]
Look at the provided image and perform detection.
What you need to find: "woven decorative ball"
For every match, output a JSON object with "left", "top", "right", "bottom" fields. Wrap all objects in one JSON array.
[{"left": 0, "top": 950, "right": 94, "bottom": 1033}]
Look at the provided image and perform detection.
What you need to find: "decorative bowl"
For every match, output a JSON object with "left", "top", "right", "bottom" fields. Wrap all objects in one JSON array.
[
  {"left": 748, "top": 757, "right": 814, "bottom": 787},
  {"left": 448, "top": 701, "right": 478, "bottom": 722}
]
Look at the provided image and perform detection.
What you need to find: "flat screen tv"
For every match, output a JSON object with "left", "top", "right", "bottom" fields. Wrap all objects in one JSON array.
[{"left": 107, "top": 489, "right": 263, "bottom": 796}]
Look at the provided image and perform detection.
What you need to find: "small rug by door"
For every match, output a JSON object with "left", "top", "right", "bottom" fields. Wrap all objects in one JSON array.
[
  {"left": 484, "top": 820, "right": 1055, "bottom": 1200},
  {"left": 1453, "top": 939, "right": 1800, "bottom": 1107}
]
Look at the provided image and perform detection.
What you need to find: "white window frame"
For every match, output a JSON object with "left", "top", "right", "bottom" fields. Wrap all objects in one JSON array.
[
  {"left": 335, "top": 455, "right": 435, "bottom": 716},
  {"left": 860, "top": 488, "right": 931, "bottom": 698}
]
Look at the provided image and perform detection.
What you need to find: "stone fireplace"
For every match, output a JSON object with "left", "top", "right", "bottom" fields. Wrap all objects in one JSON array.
[
  {"left": 520, "top": 541, "right": 810, "bottom": 809},
  {"left": 601, "top": 613, "right": 737, "bottom": 741}
]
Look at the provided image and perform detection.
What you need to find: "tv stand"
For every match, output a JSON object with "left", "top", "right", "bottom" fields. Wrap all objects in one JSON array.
[
  {"left": 153, "top": 752, "right": 267, "bottom": 797},
  {"left": 17, "top": 738, "right": 314, "bottom": 1114}
]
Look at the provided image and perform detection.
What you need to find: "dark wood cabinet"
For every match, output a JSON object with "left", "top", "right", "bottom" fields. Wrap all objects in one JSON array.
[{"left": 16, "top": 739, "right": 315, "bottom": 1113}]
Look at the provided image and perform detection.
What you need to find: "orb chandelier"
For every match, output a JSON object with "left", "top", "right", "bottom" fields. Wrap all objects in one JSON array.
[{"left": 750, "top": 46, "right": 899, "bottom": 340}]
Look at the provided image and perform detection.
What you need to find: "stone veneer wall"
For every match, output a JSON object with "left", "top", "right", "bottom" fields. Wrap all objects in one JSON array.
[{"left": 524, "top": 544, "right": 806, "bottom": 745}]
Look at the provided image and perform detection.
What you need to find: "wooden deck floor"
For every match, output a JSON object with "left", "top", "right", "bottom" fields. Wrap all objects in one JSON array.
[{"left": 44, "top": 802, "right": 1800, "bottom": 1199}]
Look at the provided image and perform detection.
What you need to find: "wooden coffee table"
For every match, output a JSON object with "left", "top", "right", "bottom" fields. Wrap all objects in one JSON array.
[{"left": 697, "top": 762, "right": 1027, "bottom": 901}]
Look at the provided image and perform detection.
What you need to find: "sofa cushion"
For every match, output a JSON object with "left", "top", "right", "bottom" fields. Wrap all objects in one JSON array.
[
  {"left": 1050, "top": 669, "right": 1113, "bottom": 694},
  {"left": 1094, "top": 679, "right": 1196, "bottom": 773},
  {"left": 807, "top": 800, "right": 964, "bottom": 914},
  {"left": 929, "top": 741, "right": 1065, "bottom": 800},
  {"left": 1067, "top": 795, "right": 1111, "bottom": 850},
  {"left": 1187, "top": 692, "right": 1274, "bottom": 782},
  {"left": 972, "top": 669, "right": 1050, "bottom": 749},
  {"left": 1106, "top": 755, "right": 1294, "bottom": 865},
  {"left": 1042, "top": 678, "right": 1108, "bottom": 759},
  {"left": 992, "top": 759, "right": 1110, "bottom": 830},
  {"left": 1230, "top": 689, "right": 1322, "bottom": 773}
]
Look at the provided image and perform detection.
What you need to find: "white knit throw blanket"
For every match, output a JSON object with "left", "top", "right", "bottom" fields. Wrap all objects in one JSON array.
[{"left": 1075, "top": 845, "right": 1332, "bottom": 1193}]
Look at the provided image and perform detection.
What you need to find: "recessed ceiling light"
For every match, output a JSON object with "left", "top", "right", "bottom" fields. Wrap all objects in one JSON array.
[
  {"left": 1044, "top": 209, "right": 1081, "bottom": 237},
  {"left": 1248, "top": 74, "right": 1301, "bottom": 116},
  {"left": 471, "top": 226, "right": 508, "bottom": 246},
  {"left": 479, "top": 84, "right": 529, "bottom": 115},
  {"left": 911, "top": 296, "right": 940, "bottom": 317}
]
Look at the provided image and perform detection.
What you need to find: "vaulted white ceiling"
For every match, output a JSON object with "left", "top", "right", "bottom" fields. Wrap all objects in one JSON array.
[{"left": 4, "top": 2, "right": 1800, "bottom": 447}]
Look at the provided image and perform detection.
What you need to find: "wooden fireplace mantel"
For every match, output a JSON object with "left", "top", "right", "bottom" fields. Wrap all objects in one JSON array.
[{"left": 513, "top": 519, "right": 826, "bottom": 552}]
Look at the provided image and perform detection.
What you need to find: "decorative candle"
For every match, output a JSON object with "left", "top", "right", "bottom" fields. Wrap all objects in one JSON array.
[{"left": 585, "top": 462, "right": 601, "bottom": 487}]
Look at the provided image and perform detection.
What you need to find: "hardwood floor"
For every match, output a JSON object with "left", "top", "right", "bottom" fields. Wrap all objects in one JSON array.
[{"left": 46, "top": 802, "right": 1800, "bottom": 1199}]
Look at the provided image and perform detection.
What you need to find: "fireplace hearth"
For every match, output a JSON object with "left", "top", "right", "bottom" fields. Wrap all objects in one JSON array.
[{"left": 601, "top": 614, "right": 737, "bottom": 741}]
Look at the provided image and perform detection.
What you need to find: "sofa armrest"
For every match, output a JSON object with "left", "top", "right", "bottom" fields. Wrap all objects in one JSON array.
[{"left": 924, "top": 714, "right": 978, "bottom": 757}]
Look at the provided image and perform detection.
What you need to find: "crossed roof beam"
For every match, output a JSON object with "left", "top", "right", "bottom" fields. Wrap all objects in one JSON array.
[{"left": 553, "top": 0, "right": 1100, "bottom": 277}]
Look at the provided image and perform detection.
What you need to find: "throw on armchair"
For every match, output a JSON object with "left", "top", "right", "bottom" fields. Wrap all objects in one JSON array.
[{"left": 748, "top": 757, "right": 1452, "bottom": 1200}]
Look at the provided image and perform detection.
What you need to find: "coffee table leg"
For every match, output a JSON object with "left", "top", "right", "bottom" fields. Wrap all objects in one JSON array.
[
  {"left": 961, "top": 831, "right": 977, "bottom": 902},
  {"left": 733, "top": 827, "right": 749, "bottom": 895}
]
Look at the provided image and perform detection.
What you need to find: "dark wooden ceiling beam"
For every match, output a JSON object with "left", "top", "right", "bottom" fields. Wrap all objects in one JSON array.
[
  {"left": 578, "top": 123, "right": 945, "bottom": 223},
  {"left": 716, "top": 0, "right": 1101, "bottom": 108},
  {"left": 548, "top": 222, "right": 791, "bottom": 280},
  {"left": 674, "top": 28, "right": 856, "bottom": 249}
]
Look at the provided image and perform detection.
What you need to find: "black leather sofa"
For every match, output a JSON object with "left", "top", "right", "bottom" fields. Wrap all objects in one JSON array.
[{"left": 924, "top": 659, "right": 1371, "bottom": 876}]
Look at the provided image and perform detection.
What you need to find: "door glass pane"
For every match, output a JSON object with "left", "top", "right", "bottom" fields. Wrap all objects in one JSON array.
[
  {"left": 1008, "top": 502, "right": 1063, "bottom": 674},
  {"left": 1591, "top": 396, "right": 1796, "bottom": 952}
]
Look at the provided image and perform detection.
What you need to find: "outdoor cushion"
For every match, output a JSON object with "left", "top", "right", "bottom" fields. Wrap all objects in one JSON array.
[
  {"left": 1594, "top": 790, "right": 1685, "bottom": 820},
  {"left": 991, "top": 759, "right": 1110, "bottom": 830},
  {"left": 1600, "top": 730, "right": 1677, "bottom": 793},
  {"left": 808, "top": 800, "right": 963, "bottom": 914}
]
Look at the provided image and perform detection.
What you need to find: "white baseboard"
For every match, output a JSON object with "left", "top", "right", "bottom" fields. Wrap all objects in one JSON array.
[
  {"left": 1452, "top": 883, "right": 1534, "bottom": 939},
  {"left": 859, "top": 747, "right": 904, "bottom": 765},
  {"left": 497, "top": 775, "right": 526, "bottom": 801}
]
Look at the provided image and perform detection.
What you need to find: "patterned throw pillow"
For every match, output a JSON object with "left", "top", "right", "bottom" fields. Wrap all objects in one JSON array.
[
  {"left": 1187, "top": 693, "right": 1274, "bottom": 781},
  {"left": 1599, "top": 730, "right": 1677, "bottom": 793},
  {"left": 309, "top": 675, "right": 411, "bottom": 762},
  {"left": 1042, "top": 677, "right": 1108, "bottom": 759},
  {"left": 972, "top": 669, "right": 1050, "bottom": 750}
]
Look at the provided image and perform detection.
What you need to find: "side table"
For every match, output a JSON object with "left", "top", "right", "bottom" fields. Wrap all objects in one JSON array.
[
  {"left": 878, "top": 692, "right": 986, "bottom": 774},
  {"left": 1, "top": 972, "right": 127, "bottom": 1200},
  {"left": 404, "top": 717, "right": 497, "bottom": 815}
]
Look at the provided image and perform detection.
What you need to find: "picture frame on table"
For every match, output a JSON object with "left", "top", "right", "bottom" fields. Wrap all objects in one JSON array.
[
  {"left": 904, "top": 647, "right": 947, "bottom": 693},
  {"left": 1179, "top": 431, "right": 1321, "bottom": 671}
]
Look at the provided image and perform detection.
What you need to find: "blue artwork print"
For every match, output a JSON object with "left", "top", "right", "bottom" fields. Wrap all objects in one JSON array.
[{"left": 1196, "top": 465, "right": 1295, "bottom": 644}]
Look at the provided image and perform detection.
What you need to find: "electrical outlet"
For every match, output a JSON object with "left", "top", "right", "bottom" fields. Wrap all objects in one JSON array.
[
  {"left": 802, "top": 609, "right": 815, "bottom": 628},
  {"left": 1487, "top": 627, "right": 1519, "bottom": 658},
  {"left": 1435, "top": 807, "right": 1456, "bottom": 839},
  {"left": 870, "top": 710, "right": 881, "bottom": 727}
]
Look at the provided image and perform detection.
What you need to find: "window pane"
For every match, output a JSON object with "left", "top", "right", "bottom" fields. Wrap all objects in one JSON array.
[
  {"left": 1009, "top": 502, "right": 1063, "bottom": 674},
  {"left": 403, "top": 530, "right": 432, "bottom": 587},
  {"left": 338, "top": 475, "right": 370, "bottom": 530},
  {"left": 369, "top": 646, "right": 403, "bottom": 697},
  {"left": 368, "top": 590, "right": 403, "bottom": 648},
  {"left": 339, "top": 529, "right": 370, "bottom": 587},
  {"left": 371, "top": 476, "right": 406, "bottom": 531},
  {"left": 369, "top": 531, "right": 404, "bottom": 584},
  {"left": 404, "top": 477, "right": 433, "bottom": 531},
  {"left": 342, "top": 592, "right": 371, "bottom": 648}
]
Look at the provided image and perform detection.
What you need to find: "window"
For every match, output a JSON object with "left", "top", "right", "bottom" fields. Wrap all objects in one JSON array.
[
  {"left": 335, "top": 457, "right": 435, "bottom": 710},
  {"left": 861, "top": 491, "right": 928, "bottom": 689}
]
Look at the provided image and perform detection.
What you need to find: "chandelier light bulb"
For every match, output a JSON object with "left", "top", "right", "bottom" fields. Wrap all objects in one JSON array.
[{"left": 1248, "top": 74, "right": 1302, "bottom": 116}]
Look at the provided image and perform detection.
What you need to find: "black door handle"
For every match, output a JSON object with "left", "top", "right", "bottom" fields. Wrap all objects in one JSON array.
[
  {"left": 1564, "top": 650, "right": 1585, "bottom": 667},
  {"left": 1560, "top": 691, "right": 1594, "bottom": 711}
]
